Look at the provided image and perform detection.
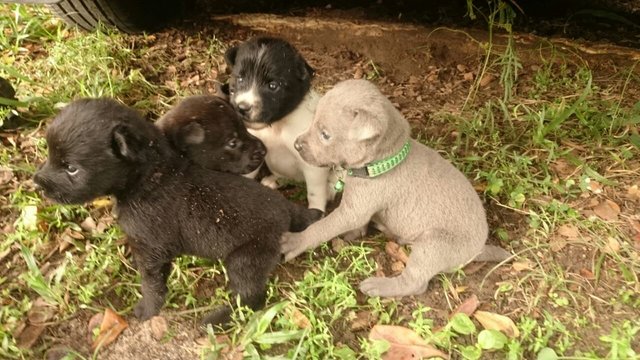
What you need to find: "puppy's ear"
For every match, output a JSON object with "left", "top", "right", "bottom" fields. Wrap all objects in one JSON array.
[
  {"left": 112, "top": 124, "right": 145, "bottom": 162},
  {"left": 224, "top": 45, "right": 239, "bottom": 68},
  {"left": 215, "top": 83, "right": 230, "bottom": 101},
  {"left": 299, "top": 58, "right": 315, "bottom": 80},
  {"left": 177, "top": 122, "right": 205, "bottom": 147},
  {"left": 349, "top": 109, "right": 383, "bottom": 142}
]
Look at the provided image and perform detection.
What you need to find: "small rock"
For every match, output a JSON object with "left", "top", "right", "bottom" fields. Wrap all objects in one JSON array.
[{"left": 354, "top": 67, "right": 364, "bottom": 79}]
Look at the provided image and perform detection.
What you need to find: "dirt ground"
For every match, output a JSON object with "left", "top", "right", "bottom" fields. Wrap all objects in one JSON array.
[{"left": 5, "top": 3, "right": 640, "bottom": 359}]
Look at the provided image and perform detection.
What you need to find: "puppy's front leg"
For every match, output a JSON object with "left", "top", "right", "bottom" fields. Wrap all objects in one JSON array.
[
  {"left": 281, "top": 205, "right": 372, "bottom": 261},
  {"left": 134, "top": 253, "right": 172, "bottom": 321},
  {"left": 302, "top": 166, "right": 331, "bottom": 212}
]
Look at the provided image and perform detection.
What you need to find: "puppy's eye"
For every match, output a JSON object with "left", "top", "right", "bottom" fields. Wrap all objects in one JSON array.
[
  {"left": 268, "top": 81, "right": 279, "bottom": 90},
  {"left": 226, "top": 138, "right": 239, "bottom": 150},
  {"left": 65, "top": 164, "right": 79, "bottom": 176},
  {"left": 321, "top": 130, "right": 331, "bottom": 141}
]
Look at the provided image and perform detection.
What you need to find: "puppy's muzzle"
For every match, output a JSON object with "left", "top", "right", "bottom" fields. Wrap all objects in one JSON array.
[{"left": 237, "top": 102, "right": 252, "bottom": 117}]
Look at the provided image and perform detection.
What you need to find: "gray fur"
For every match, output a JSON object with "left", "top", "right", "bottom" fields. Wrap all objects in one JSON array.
[{"left": 281, "top": 79, "right": 511, "bottom": 297}]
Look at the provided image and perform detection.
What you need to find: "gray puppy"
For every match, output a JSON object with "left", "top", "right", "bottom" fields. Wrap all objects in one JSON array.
[{"left": 281, "top": 79, "right": 510, "bottom": 297}]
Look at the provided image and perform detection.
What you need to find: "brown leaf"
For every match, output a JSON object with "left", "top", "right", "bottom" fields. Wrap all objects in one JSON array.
[
  {"left": 557, "top": 224, "right": 580, "bottom": 239},
  {"left": 87, "top": 312, "right": 104, "bottom": 344},
  {"left": 369, "top": 325, "right": 449, "bottom": 359},
  {"left": 451, "top": 294, "right": 479, "bottom": 317},
  {"left": 289, "top": 307, "right": 311, "bottom": 330},
  {"left": 0, "top": 166, "right": 14, "bottom": 185},
  {"left": 28, "top": 298, "right": 55, "bottom": 324},
  {"left": 603, "top": 237, "right": 620, "bottom": 255},
  {"left": 627, "top": 185, "right": 640, "bottom": 201},
  {"left": 479, "top": 74, "right": 494, "bottom": 87},
  {"left": 385, "top": 241, "right": 409, "bottom": 264},
  {"left": 150, "top": 316, "right": 167, "bottom": 341},
  {"left": 593, "top": 200, "right": 620, "bottom": 221},
  {"left": 588, "top": 181, "right": 603, "bottom": 194},
  {"left": 351, "top": 310, "right": 375, "bottom": 331},
  {"left": 549, "top": 236, "right": 567, "bottom": 252},
  {"left": 91, "top": 308, "right": 128, "bottom": 351},
  {"left": 463, "top": 72, "right": 474, "bottom": 81},
  {"left": 580, "top": 268, "right": 595, "bottom": 280},
  {"left": 16, "top": 323, "right": 46, "bottom": 349},
  {"left": 80, "top": 216, "right": 97, "bottom": 233},
  {"left": 512, "top": 261, "right": 534, "bottom": 272},
  {"left": 550, "top": 159, "right": 576, "bottom": 178},
  {"left": 473, "top": 311, "right": 520, "bottom": 338}
]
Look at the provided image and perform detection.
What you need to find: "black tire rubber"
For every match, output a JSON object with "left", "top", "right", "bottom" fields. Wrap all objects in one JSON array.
[{"left": 47, "top": 0, "right": 179, "bottom": 33}]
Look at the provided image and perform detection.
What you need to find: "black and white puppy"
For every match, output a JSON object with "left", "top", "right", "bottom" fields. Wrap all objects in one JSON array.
[
  {"left": 155, "top": 95, "right": 265, "bottom": 177},
  {"left": 224, "top": 37, "right": 334, "bottom": 216},
  {"left": 33, "top": 98, "right": 318, "bottom": 327}
]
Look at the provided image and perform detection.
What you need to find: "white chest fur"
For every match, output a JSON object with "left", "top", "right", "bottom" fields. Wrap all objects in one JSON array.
[{"left": 248, "top": 90, "right": 320, "bottom": 182}]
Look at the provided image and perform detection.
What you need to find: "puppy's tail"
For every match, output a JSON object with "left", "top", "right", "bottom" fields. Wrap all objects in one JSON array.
[
  {"left": 288, "top": 205, "right": 323, "bottom": 232},
  {"left": 474, "top": 245, "right": 512, "bottom": 262}
]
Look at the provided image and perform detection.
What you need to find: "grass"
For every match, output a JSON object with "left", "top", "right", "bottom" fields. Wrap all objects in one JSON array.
[{"left": 1, "top": 3, "right": 640, "bottom": 360}]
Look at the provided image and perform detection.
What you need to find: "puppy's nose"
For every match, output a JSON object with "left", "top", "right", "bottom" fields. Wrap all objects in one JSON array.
[
  {"left": 294, "top": 139, "right": 303, "bottom": 152},
  {"left": 237, "top": 102, "right": 252, "bottom": 115}
]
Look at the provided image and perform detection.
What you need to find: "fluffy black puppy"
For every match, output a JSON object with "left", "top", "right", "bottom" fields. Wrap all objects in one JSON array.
[
  {"left": 155, "top": 95, "right": 266, "bottom": 176},
  {"left": 34, "top": 98, "right": 318, "bottom": 326}
]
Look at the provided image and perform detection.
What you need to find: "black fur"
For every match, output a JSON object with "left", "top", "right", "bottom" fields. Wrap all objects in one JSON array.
[
  {"left": 33, "top": 98, "right": 318, "bottom": 327},
  {"left": 224, "top": 36, "right": 314, "bottom": 125},
  {"left": 155, "top": 95, "right": 266, "bottom": 174}
]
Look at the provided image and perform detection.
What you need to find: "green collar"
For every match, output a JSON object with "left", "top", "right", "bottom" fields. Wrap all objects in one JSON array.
[{"left": 334, "top": 140, "right": 411, "bottom": 192}]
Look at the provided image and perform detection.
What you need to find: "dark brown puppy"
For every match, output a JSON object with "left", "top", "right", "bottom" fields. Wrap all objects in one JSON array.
[
  {"left": 33, "top": 98, "right": 318, "bottom": 327},
  {"left": 155, "top": 95, "right": 266, "bottom": 176}
]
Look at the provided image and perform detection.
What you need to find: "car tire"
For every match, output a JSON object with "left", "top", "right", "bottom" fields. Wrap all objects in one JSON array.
[{"left": 47, "top": 0, "right": 179, "bottom": 33}]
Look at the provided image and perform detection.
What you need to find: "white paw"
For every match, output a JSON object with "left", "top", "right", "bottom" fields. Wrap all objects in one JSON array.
[{"left": 260, "top": 175, "right": 280, "bottom": 190}]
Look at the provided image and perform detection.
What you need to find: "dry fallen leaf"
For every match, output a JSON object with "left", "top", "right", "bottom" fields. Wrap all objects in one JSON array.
[
  {"left": 593, "top": 200, "right": 620, "bottom": 221},
  {"left": 627, "top": 185, "right": 640, "bottom": 201},
  {"left": 588, "top": 181, "right": 603, "bottom": 194},
  {"left": 549, "top": 236, "right": 567, "bottom": 252},
  {"left": 550, "top": 158, "right": 576, "bottom": 178},
  {"left": 473, "top": 311, "right": 520, "bottom": 338},
  {"left": 351, "top": 310, "right": 375, "bottom": 331},
  {"left": 369, "top": 325, "right": 449, "bottom": 359},
  {"left": 580, "top": 268, "right": 595, "bottom": 280},
  {"left": 603, "top": 237, "right": 621, "bottom": 255},
  {"left": 463, "top": 261, "right": 487, "bottom": 275},
  {"left": 385, "top": 241, "right": 409, "bottom": 264},
  {"left": 512, "top": 261, "right": 534, "bottom": 272},
  {"left": 557, "top": 224, "right": 580, "bottom": 239},
  {"left": 0, "top": 166, "right": 14, "bottom": 185},
  {"left": 150, "top": 316, "right": 167, "bottom": 341},
  {"left": 16, "top": 298, "right": 55, "bottom": 349},
  {"left": 91, "top": 308, "right": 128, "bottom": 351},
  {"left": 289, "top": 307, "right": 311, "bottom": 329},
  {"left": 80, "top": 216, "right": 97, "bottom": 233},
  {"left": 480, "top": 73, "right": 495, "bottom": 87},
  {"left": 451, "top": 294, "right": 479, "bottom": 317}
]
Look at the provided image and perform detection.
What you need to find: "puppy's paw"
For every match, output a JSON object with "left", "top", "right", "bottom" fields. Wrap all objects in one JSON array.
[
  {"left": 280, "top": 232, "right": 309, "bottom": 262},
  {"left": 134, "top": 300, "right": 159, "bottom": 321},
  {"left": 260, "top": 175, "right": 280, "bottom": 190},
  {"left": 200, "top": 306, "right": 233, "bottom": 330}
]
